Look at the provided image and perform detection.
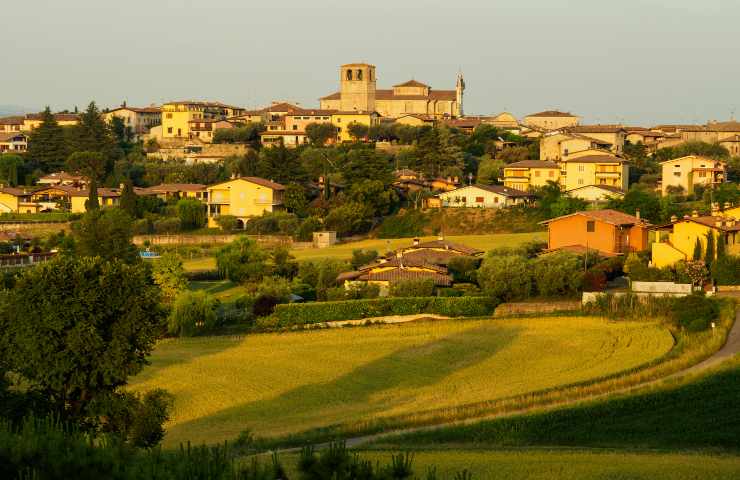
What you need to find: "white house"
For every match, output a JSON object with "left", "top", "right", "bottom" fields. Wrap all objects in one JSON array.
[
  {"left": 566, "top": 184, "right": 624, "bottom": 203},
  {"left": 438, "top": 184, "right": 534, "bottom": 209}
]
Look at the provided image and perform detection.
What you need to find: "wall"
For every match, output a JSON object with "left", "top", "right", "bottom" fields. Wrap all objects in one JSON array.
[{"left": 548, "top": 215, "right": 617, "bottom": 253}]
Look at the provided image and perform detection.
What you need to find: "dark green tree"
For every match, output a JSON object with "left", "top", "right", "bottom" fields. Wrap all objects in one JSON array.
[
  {"left": 257, "top": 145, "right": 306, "bottom": 184},
  {"left": 216, "top": 237, "right": 269, "bottom": 283},
  {"left": 347, "top": 122, "right": 369, "bottom": 141},
  {"left": 705, "top": 232, "right": 715, "bottom": 269},
  {"left": 0, "top": 154, "right": 24, "bottom": 186},
  {"left": 119, "top": 178, "right": 138, "bottom": 217},
  {"left": 67, "top": 151, "right": 107, "bottom": 182},
  {"left": 176, "top": 198, "right": 206, "bottom": 230},
  {"left": 85, "top": 177, "right": 100, "bottom": 211},
  {"left": 692, "top": 237, "right": 703, "bottom": 261},
  {"left": 341, "top": 147, "right": 392, "bottom": 188},
  {"left": 73, "top": 207, "right": 138, "bottom": 263},
  {"left": 66, "top": 101, "right": 121, "bottom": 179},
  {"left": 283, "top": 183, "right": 309, "bottom": 216},
  {"left": 26, "top": 107, "right": 67, "bottom": 172},
  {"left": 110, "top": 116, "right": 134, "bottom": 154},
  {"left": 0, "top": 255, "right": 164, "bottom": 420},
  {"left": 305, "top": 122, "right": 338, "bottom": 146}
]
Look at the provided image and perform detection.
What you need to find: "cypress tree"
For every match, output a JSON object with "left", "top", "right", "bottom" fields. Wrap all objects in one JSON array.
[
  {"left": 715, "top": 232, "right": 725, "bottom": 259},
  {"left": 26, "top": 107, "right": 67, "bottom": 172},
  {"left": 85, "top": 178, "right": 100, "bottom": 211},
  {"left": 119, "top": 178, "right": 138, "bottom": 217},
  {"left": 704, "top": 232, "right": 715, "bottom": 268},
  {"left": 692, "top": 238, "right": 703, "bottom": 261}
]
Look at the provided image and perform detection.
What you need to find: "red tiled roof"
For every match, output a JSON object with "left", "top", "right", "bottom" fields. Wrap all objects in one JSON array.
[
  {"left": 564, "top": 155, "right": 627, "bottom": 164},
  {"left": 526, "top": 110, "right": 578, "bottom": 118},
  {"left": 209, "top": 176, "right": 285, "bottom": 191},
  {"left": 145, "top": 183, "right": 207, "bottom": 193},
  {"left": 469, "top": 184, "right": 536, "bottom": 198},
  {"left": 393, "top": 79, "right": 429, "bottom": 88},
  {"left": 0, "top": 116, "right": 24, "bottom": 125},
  {"left": 0, "top": 132, "right": 27, "bottom": 142},
  {"left": 25, "top": 113, "right": 80, "bottom": 122},
  {"left": 358, "top": 269, "right": 453, "bottom": 286},
  {"left": 0, "top": 187, "right": 30, "bottom": 196},
  {"left": 403, "top": 239, "right": 483, "bottom": 256},
  {"left": 506, "top": 160, "right": 560, "bottom": 169}
]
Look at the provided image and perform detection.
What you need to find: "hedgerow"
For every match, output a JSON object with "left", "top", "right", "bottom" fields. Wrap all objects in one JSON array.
[{"left": 269, "top": 296, "right": 497, "bottom": 326}]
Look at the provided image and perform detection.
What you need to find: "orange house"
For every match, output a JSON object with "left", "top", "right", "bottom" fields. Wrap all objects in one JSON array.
[{"left": 541, "top": 209, "right": 650, "bottom": 256}]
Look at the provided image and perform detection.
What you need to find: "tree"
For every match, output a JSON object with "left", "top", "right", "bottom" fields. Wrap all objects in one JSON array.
[
  {"left": 347, "top": 179, "right": 398, "bottom": 217},
  {"left": 0, "top": 154, "right": 24, "bottom": 186},
  {"left": 693, "top": 237, "right": 703, "bottom": 261},
  {"left": 305, "top": 122, "right": 338, "bottom": 146},
  {"left": 705, "top": 231, "right": 715, "bottom": 269},
  {"left": 607, "top": 185, "right": 661, "bottom": 223},
  {"left": 216, "top": 237, "right": 269, "bottom": 283},
  {"left": 167, "top": 290, "right": 218, "bottom": 337},
  {"left": 26, "top": 107, "right": 67, "bottom": 172},
  {"left": 110, "top": 116, "right": 134, "bottom": 154},
  {"left": 478, "top": 254, "right": 533, "bottom": 301},
  {"left": 176, "top": 198, "right": 206, "bottom": 230},
  {"left": 283, "top": 183, "right": 309, "bottom": 216},
  {"left": 0, "top": 256, "right": 164, "bottom": 420},
  {"left": 119, "top": 178, "right": 138, "bottom": 217},
  {"left": 257, "top": 144, "right": 306, "bottom": 184},
  {"left": 347, "top": 122, "right": 369, "bottom": 141},
  {"left": 341, "top": 147, "right": 392, "bottom": 187},
  {"left": 476, "top": 155, "right": 505, "bottom": 184},
  {"left": 67, "top": 151, "right": 107, "bottom": 182},
  {"left": 152, "top": 253, "right": 188, "bottom": 303},
  {"left": 73, "top": 207, "right": 138, "bottom": 263},
  {"left": 497, "top": 146, "right": 531, "bottom": 163},
  {"left": 85, "top": 177, "right": 100, "bottom": 211}
]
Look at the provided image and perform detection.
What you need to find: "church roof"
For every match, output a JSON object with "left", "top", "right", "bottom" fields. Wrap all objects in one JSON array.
[
  {"left": 320, "top": 89, "right": 456, "bottom": 102},
  {"left": 393, "top": 79, "right": 429, "bottom": 88}
]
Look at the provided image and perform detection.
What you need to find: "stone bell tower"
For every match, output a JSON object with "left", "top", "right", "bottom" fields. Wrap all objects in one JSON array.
[
  {"left": 455, "top": 71, "right": 465, "bottom": 117},
  {"left": 340, "top": 63, "right": 376, "bottom": 112}
]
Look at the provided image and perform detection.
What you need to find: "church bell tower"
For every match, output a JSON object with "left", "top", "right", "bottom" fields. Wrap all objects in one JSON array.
[
  {"left": 340, "top": 63, "right": 376, "bottom": 112},
  {"left": 455, "top": 71, "right": 465, "bottom": 117}
]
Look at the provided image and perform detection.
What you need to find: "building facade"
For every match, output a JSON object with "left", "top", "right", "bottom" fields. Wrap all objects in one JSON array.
[
  {"left": 206, "top": 177, "right": 285, "bottom": 228},
  {"left": 660, "top": 155, "right": 727, "bottom": 196}
]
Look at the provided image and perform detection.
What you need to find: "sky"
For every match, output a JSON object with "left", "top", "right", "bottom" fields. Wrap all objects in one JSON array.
[{"left": 1, "top": 0, "right": 739, "bottom": 125}]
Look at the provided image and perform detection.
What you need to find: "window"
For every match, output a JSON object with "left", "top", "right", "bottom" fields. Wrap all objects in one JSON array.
[
  {"left": 534, "top": 171, "right": 540, "bottom": 177},
  {"left": 698, "top": 171, "right": 706, "bottom": 178},
  {"left": 674, "top": 172, "right": 681, "bottom": 177},
  {"left": 292, "top": 125, "right": 298, "bottom": 130},
  {"left": 586, "top": 220, "right": 595, "bottom": 232},
  {"left": 578, "top": 165, "right": 585, "bottom": 172},
  {"left": 167, "top": 127, "right": 173, "bottom": 134},
  {"left": 346, "top": 69, "right": 353, "bottom": 81},
  {"left": 461, "top": 196, "right": 467, "bottom": 203},
  {"left": 356, "top": 69, "right": 363, "bottom": 80},
  {"left": 563, "top": 148, "right": 569, "bottom": 156},
  {"left": 493, "top": 197, "right": 499, "bottom": 203},
  {"left": 476, "top": 196, "right": 484, "bottom": 203},
  {"left": 578, "top": 178, "right": 584, "bottom": 185},
  {"left": 549, "top": 171, "right": 554, "bottom": 177},
  {"left": 166, "top": 113, "right": 172, "bottom": 119}
]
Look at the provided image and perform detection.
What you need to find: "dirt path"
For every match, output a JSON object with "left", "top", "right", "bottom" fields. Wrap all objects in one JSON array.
[{"left": 279, "top": 303, "right": 740, "bottom": 451}]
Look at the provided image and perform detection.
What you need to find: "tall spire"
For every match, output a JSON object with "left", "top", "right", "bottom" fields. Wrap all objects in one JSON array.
[{"left": 455, "top": 70, "right": 465, "bottom": 117}]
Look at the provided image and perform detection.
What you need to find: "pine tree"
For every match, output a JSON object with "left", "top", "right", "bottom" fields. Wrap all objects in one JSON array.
[
  {"left": 692, "top": 238, "right": 703, "bottom": 261},
  {"left": 119, "top": 178, "right": 138, "bottom": 217},
  {"left": 85, "top": 178, "right": 100, "bottom": 211},
  {"left": 67, "top": 102, "right": 122, "bottom": 180},
  {"left": 26, "top": 107, "right": 67, "bottom": 172}
]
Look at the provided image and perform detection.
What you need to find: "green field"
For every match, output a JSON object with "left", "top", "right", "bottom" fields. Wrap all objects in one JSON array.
[
  {"left": 275, "top": 449, "right": 740, "bottom": 480},
  {"left": 130, "top": 316, "right": 672, "bottom": 447},
  {"left": 181, "top": 232, "right": 545, "bottom": 271},
  {"left": 189, "top": 280, "right": 244, "bottom": 302}
]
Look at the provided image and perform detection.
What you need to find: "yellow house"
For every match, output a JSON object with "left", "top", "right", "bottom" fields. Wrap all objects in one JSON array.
[
  {"left": 540, "top": 132, "right": 611, "bottom": 161},
  {"left": 523, "top": 110, "right": 580, "bottom": 131},
  {"left": 161, "top": 101, "right": 244, "bottom": 140},
  {"left": 22, "top": 113, "right": 80, "bottom": 131},
  {"left": 565, "top": 184, "right": 625, "bottom": 203},
  {"left": 207, "top": 176, "right": 285, "bottom": 229},
  {"left": 561, "top": 155, "right": 629, "bottom": 191},
  {"left": 331, "top": 111, "right": 380, "bottom": 142},
  {"left": 103, "top": 106, "right": 161, "bottom": 136},
  {"left": 651, "top": 212, "right": 740, "bottom": 267},
  {"left": 660, "top": 155, "right": 727, "bottom": 196},
  {"left": 141, "top": 183, "right": 208, "bottom": 202},
  {"left": 0, "top": 187, "right": 39, "bottom": 213},
  {"left": 502, "top": 160, "right": 560, "bottom": 191},
  {"left": 564, "top": 125, "right": 626, "bottom": 156},
  {"left": 30, "top": 186, "right": 120, "bottom": 213}
]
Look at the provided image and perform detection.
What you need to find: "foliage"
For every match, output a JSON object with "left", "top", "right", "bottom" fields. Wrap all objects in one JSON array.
[
  {"left": 215, "top": 214, "right": 239, "bottom": 232},
  {"left": 119, "top": 178, "right": 138, "bottom": 217},
  {"left": 672, "top": 294, "right": 719, "bottom": 332},
  {"left": 654, "top": 141, "right": 729, "bottom": 163},
  {"left": 531, "top": 252, "right": 584, "bottom": 297},
  {"left": 298, "top": 442, "right": 415, "bottom": 480},
  {"left": 350, "top": 249, "right": 378, "bottom": 269},
  {"left": 712, "top": 254, "right": 740, "bottom": 285},
  {"left": 347, "top": 179, "right": 398, "bottom": 217},
  {"left": 176, "top": 198, "right": 206, "bottom": 231},
  {"left": 347, "top": 122, "right": 369, "bottom": 141},
  {"left": 168, "top": 290, "right": 219, "bottom": 337},
  {"left": 447, "top": 256, "right": 479, "bottom": 283},
  {"left": 245, "top": 211, "right": 300, "bottom": 236},
  {"left": 152, "top": 253, "right": 189, "bottom": 303},
  {"left": 324, "top": 202, "right": 373, "bottom": 236},
  {"left": 269, "top": 296, "right": 497, "bottom": 326},
  {"left": 212, "top": 122, "right": 264, "bottom": 145},
  {"left": 297, "top": 258, "right": 349, "bottom": 300},
  {"left": 477, "top": 254, "right": 533, "bottom": 301},
  {"left": 283, "top": 183, "right": 309, "bottom": 216},
  {"left": 296, "top": 215, "right": 322, "bottom": 242},
  {"left": 216, "top": 237, "right": 268, "bottom": 283},
  {"left": 606, "top": 184, "right": 660, "bottom": 222},
  {"left": 389, "top": 278, "right": 437, "bottom": 297},
  {"left": 305, "top": 122, "right": 338, "bottom": 146},
  {"left": 475, "top": 155, "right": 505, "bottom": 185},
  {"left": 72, "top": 207, "right": 139, "bottom": 263},
  {"left": 26, "top": 107, "right": 68, "bottom": 172},
  {"left": 377, "top": 210, "right": 428, "bottom": 238},
  {"left": 153, "top": 217, "right": 182, "bottom": 234},
  {"left": 0, "top": 154, "right": 24, "bottom": 186},
  {"left": 0, "top": 256, "right": 164, "bottom": 422}
]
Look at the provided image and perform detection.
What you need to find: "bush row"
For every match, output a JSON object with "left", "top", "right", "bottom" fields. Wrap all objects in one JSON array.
[{"left": 269, "top": 296, "right": 498, "bottom": 327}]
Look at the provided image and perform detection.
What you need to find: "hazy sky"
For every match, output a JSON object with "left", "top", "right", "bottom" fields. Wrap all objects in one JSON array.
[{"left": 2, "top": 0, "right": 738, "bottom": 125}]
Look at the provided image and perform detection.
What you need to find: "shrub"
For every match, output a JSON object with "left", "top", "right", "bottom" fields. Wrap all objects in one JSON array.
[
  {"left": 176, "top": 198, "right": 206, "bottom": 230},
  {"left": 185, "top": 269, "right": 223, "bottom": 281},
  {"left": 269, "top": 296, "right": 497, "bottom": 327},
  {"left": 215, "top": 214, "right": 239, "bottom": 232},
  {"left": 447, "top": 256, "right": 479, "bottom": 283},
  {"left": 350, "top": 249, "right": 378, "bottom": 269},
  {"left": 532, "top": 252, "right": 583, "bottom": 297},
  {"left": 168, "top": 290, "right": 218, "bottom": 336},
  {"left": 153, "top": 217, "right": 181, "bottom": 234},
  {"left": 216, "top": 237, "right": 268, "bottom": 283},
  {"left": 712, "top": 255, "right": 740, "bottom": 285},
  {"left": 296, "top": 216, "right": 322, "bottom": 242},
  {"left": 389, "top": 278, "right": 436, "bottom": 297},
  {"left": 132, "top": 218, "right": 152, "bottom": 235},
  {"left": 672, "top": 294, "right": 719, "bottom": 332},
  {"left": 253, "top": 294, "right": 280, "bottom": 317},
  {"left": 582, "top": 269, "right": 607, "bottom": 292},
  {"left": 477, "top": 254, "right": 533, "bottom": 301}
]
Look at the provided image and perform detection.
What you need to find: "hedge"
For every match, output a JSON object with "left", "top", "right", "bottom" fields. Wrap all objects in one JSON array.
[{"left": 270, "top": 296, "right": 498, "bottom": 327}]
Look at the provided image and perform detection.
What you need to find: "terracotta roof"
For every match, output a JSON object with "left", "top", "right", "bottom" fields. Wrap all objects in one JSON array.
[
  {"left": 526, "top": 110, "right": 578, "bottom": 118},
  {"left": 0, "top": 116, "right": 24, "bottom": 125},
  {"left": 361, "top": 256, "right": 448, "bottom": 274},
  {"left": 542, "top": 209, "right": 647, "bottom": 227},
  {"left": 706, "top": 121, "right": 740, "bottom": 132},
  {"left": 404, "top": 239, "right": 484, "bottom": 256},
  {"left": 506, "top": 160, "right": 560, "bottom": 169},
  {"left": 358, "top": 269, "right": 453, "bottom": 286},
  {"left": 651, "top": 124, "right": 702, "bottom": 132},
  {"left": 567, "top": 184, "right": 624, "bottom": 194},
  {"left": 25, "top": 113, "right": 80, "bottom": 122},
  {"left": 564, "top": 155, "right": 627, "bottom": 164},
  {"left": 566, "top": 125, "right": 625, "bottom": 134},
  {"left": 0, "top": 187, "right": 30, "bottom": 196},
  {"left": 145, "top": 183, "right": 207, "bottom": 193},
  {"left": 393, "top": 79, "right": 429, "bottom": 88},
  {"left": 319, "top": 92, "right": 341, "bottom": 101},
  {"left": 683, "top": 215, "right": 740, "bottom": 232},
  {"left": 107, "top": 106, "right": 161, "bottom": 114},
  {"left": 469, "top": 184, "right": 535, "bottom": 198},
  {"left": 443, "top": 118, "right": 482, "bottom": 128},
  {"left": 565, "top": 133, "right": 613, "bottom": 145},
  {"left": 719, "top": 134, "right": 740, "bottom": 143},
  {"left": 658, "top": 155, "right": 721, "bottom": 165},
  {"left": 209, "top": 176, "right": 285, "bottom": 191},
  {"left": 261, "top": 102, "right": 304, "bottom": 113},
  {"left": 396, "top": 114, "right": 436, "bottom": 122}
]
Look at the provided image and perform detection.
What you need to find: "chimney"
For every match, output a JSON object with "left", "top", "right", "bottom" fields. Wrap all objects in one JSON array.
[
  {"left": 635, "top": 208, "right": 640, "bottom": 220},
  {"left": 683, "top": 214, "right": 690, "bottom": 220},
  {"left": 413, "top": 238, "right": 420, "bottom": 246},
  {"left": 670, "top": 214, "right": 678, "bottom": 223},
  {"left": 691, "top": 210, "right": 699, "bottom": 218}
]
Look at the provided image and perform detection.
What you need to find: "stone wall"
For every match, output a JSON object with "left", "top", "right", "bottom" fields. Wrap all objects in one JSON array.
[{"left": 493, "top": 300, "right": 581, "bottom": 317}]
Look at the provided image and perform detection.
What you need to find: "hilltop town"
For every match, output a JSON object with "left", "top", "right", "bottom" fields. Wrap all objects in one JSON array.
[{"left": 1, "top": 61, "right": 740, "bottom": 479}]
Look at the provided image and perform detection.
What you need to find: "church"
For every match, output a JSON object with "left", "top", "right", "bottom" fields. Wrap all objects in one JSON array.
[{"left": 319, "top": 63, "right": 464, "bottom": 119}]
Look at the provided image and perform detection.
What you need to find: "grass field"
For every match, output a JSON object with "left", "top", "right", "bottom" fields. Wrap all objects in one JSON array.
[
  {"left": 181, "top": 232, "right": 545, "bottom": 271},
  {"left": 276, "top": 449, "right": 740, "bottom": 480},
  {"left": 189, "top": 280, "right": 244, "bottom": 302},
  {"left": 378, "top": 357, "right": 740, "bottom": 452},
  {"left": 130, "top": 316, "right": 672, "bottom": 447}
]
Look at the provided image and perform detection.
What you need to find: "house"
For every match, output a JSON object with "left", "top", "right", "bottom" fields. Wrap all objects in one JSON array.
[
  {"left": 0, "top": 187, "right": 39, "bottom": 214},
  {"left": 331, "top": 111, "right": 380, "bottom": 142},
  {"left": 502, "top": 160, "right": 560, "bottom": 191},
  {"left": 0, "top": 132, "right": 29, "bottom": 153},
  {"left": 37, "top": 171, "right": 88, "bottom": 187},
  {"left": 651, "top": 208, "right": 740, "bottom": 268},
  {"left": 259, "top": 129, "right": 309, "bottom": 148},
  {"left": 161, "top": 101, "right": 244, "bottom": 141},
  {"left": 564, "top": 125, "right": 626, "bottom": 156},
  {"left": 103, "top": 105, "right": 161, "bottom": 136},
  {"left": 207, "top": 176, "right": 285, "bottom": 229},
  {"left": 659, "top": 155, "right": 727, "bottom": 196},
  {"left": 22, "top": 113, "right": 80, "bottom": 131},
  {"left": 539, "top": 132, "right": 612, "bottom": 161},
  {"left": 393, "top": 237, "right": 484, "bottom": 266},
  {"left": 320, "top": 63, "right": 464, "bottom": 118},
  {"left": 561, "top": 155, "right": 629, "bottom": 192},
  {"left": 566, "top": 184, "right": 625, "bottom": 203},
  {"left": 141, "top": 184, "right": 208, "bottom": 202},
  {"left": 0, "top": 116, "right": 24, "bottom": 133},
  {"left": 337, "top": 254, "right": 453, "bottom": 296},
  {"left": 429, "top": 177, "right": 460, "bottom": 192},
  {"left": 625, "top": 130, "right": 665, "bottom": 151},
  {"left": 679, "top": 121, "right": 740, "bottom": 144},
  {"left": 438, "top": 184, "right": 534, "bottom": 209},
  {"left": 719, "top": 135, "right": 740, "bottom": 156},
  {"left": 541, "top": 209, "right": 650, "bottom": 256},
  {"left": 30, "top": 185, "right": 121, "bottom": 213},
  {"left": 488, "top": 112, "right": 519, "bottom": 129},
  {"left": 522, "top": 110, "right": 580, "bottom": 131}
]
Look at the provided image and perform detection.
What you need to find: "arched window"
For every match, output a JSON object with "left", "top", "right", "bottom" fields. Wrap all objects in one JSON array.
[
  {"left": 356, "top": 69, "right": 363, "bottom": 80},
  {"left": 346, "top": 69, "right": 353, "bottom": 81}
]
